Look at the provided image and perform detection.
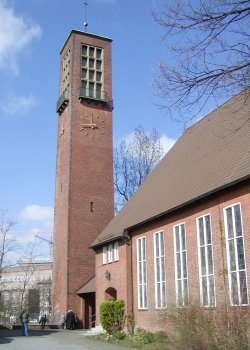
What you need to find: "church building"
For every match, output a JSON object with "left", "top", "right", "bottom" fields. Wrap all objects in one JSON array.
[
  {"left": 52, "top": 22, "right": 250, "bottom": 333},
  {"left": 91, "top": 90, "right": 250, "bottom": 332}
]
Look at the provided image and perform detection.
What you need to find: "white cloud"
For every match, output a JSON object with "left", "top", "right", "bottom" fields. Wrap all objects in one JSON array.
[
  {"left": 0, "top": 0, "right": 42, "bottom": 74},
  {"left": 0, "top": 94, "right": 36, "bottom": 116},
  {"left": 160, "top": 134, "right": 176, "bottom": 156},
  {"left": 19, "top": 205, "right": 54, "bottom": 229}
]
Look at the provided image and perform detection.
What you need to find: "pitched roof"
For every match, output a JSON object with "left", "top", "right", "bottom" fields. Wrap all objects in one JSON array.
[
  {"left": 76, "top": 276, "right": 95, "bottom": 294},
  {"left": 91, "top": 90, "right": 250, "bottom": 248}
]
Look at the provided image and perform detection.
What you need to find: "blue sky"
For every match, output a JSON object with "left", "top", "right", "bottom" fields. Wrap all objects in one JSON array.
[{"left": 0, "top": 0, "right": 184, "bottom": 257}]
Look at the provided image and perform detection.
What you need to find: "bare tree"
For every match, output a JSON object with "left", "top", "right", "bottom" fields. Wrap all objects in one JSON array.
[
  {"left": 114, "top": 125, "right": 163, "bottom": 211},
  {"left": 0, "top": 210, "right": 17, "bottom": 281},
  {"left": 153, "top": 0, "right": 250, "bottom": 124}
]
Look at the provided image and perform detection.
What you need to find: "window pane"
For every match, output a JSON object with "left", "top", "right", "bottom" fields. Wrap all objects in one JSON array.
[
  {"left": 161, "top": 257, "right": 166, "bottom": 281},
  {"left": 96, "top": 48, "right": 102, "bottom": 59},
  {"left": 82, "top": 45, "right": 88, "bottom": 56},
  {"left": 201, "top": 246, "right": 206, "bottom": 275},
  {"left": 81, "top": 80, "right": 87, "bottom": 88},
  {"left": 226, "top": 208, "right": 234, "bottom": 239},
  {"left": 81, "top": 68, "right": 87, "bottom": 79},
  {"left": 162, "top": 282, "right": 166, "bottom": 307},
  {"left": 96, "top": 60, "right": 102, "bottom": 70},
  {"left": 89, "top": 82, "right": 94, "bottom": 97},
  {"left": 156, "top": 258, "right": 160, "bottom": 282},
  {"left": 177, "top": 280, "right": 182, "bottom": 305},
  {"left": 177, "top": 252, "right": 181, "bottom": 279},
  {"left": 175, "top": 227, "right": 180, "bottom": 252},
  {"left": 209, "top": 275, "right": 215, "bottom": 306},
  {"left": 160, "top": 232, "right": 164, "bottom": 256},
  {"left": 183, "top": 279, "right": 188, "bottom": 305},
  {"left": 138, "top": 262, "right": 142, "bottom": 284},
  {"left": 229, "top": 240, "right": 236, "bottom": 271},
  {"left": 182, "top": 251, "right": 187, "bottom": 278},
  {"left": 143, "top": 262, "right": 147, "bottom": 283},
  {"left": 138, "top": 241, "right": 141, "bottom": 261},
  {"left": 144, "top": 285, "right": 147, "bottom": 307},
  {"left": 205, "top": 216, "right": 211, "bottom": 244},
  {"left": 235, "top": 205, "right": 242, "bottom": 237},
  {"left": 199, "top": 218, "right": 205, "bottom": 246},
  {"left": 89, "top": 70, "right": 94, "bottom": 80},
  {"left": 207, "top": 245, "right": 213, "bottom": 275},
  {"left": 142, "top": 238, "right": 146, "bottom": 260},
  {"left": 89, "top": 47, "right": 94, "bottom": 57},
  {"left": 139, "top": 285, "right": 143, "bottom": 308},
  {"left": 181, "top": 225, "right": 186, "bottom": 250},
  {"left": 155, "top": 233, "right": 159, "bottom": 258},
  {"left": 157, "top": 283, "right": 161, "bottom": 308},
  {"left": 239, "top": 271, "right": 248, "bottom": 305},
  {"left": 202, "top": 276, "right": 208, "bottom": 306},
  {"left": 237, "top": 237, "right": 245, "bottom": 270},
  {"left": 96, "top": 71, "right": 102, "bottom": 82},
  {"left": 231, "top": 272, "right": 239, "bottom": 305},
  {"left": 89, "top": 58, "right": 95, "bottom": 69},
  {"left": 82, "top": 57, "right": 87, "bottom": 67}
]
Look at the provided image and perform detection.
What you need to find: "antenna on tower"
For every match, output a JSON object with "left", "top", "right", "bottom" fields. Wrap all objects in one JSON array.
[{"left": 83, "top": 2, "right": 88, "bottom": 31}]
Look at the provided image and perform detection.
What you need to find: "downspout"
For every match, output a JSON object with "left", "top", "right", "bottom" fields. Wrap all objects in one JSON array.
[{"left": 123, "top": 229, "right": 134, "bottom": 333}]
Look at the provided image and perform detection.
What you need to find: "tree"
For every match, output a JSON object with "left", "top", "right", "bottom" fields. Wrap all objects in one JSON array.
[
  {"left": 153, "top": 0, "right": 250, "bottom": 124},
  {"left": 0, "top": 210, "right": 17, "bottom": 281},
  {"left": 114, "top": 126, "right": 163, "bottom": 211}
]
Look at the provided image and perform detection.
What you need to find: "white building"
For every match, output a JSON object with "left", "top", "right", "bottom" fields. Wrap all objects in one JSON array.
[{"left": 0, "top": 261, "right": 52, "bottom": 324}]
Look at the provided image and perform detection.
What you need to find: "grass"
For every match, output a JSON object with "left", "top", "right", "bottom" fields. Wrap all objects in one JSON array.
[{"left": 92, "top": 330, "right": 174, "bottom": 350}]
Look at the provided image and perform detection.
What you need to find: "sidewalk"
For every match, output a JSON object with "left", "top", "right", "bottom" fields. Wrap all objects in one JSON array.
[{"left": 0, "top": 328, "right": 129, "bottom": 350}]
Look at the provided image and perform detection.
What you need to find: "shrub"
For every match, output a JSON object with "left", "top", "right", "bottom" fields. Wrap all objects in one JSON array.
[
  {"left": 163, "top": 301, "right": 250, "bottom": 350},
  {"left": 135, "top": 328, "right": 155, "bottom": 344},
  {"left": 100, "top": 299, "right": 125, "bottom": 335}
]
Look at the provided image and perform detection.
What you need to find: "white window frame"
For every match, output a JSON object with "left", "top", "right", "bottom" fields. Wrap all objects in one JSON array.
[
  {"left": 108, "top": 244, "right": 113, "bottom": 263},
  {"left": 196, "top": 214, "right": 216, "bottom": 307},
  {"left": 173, "top": 223, "right": 189, "bottom": 307},
  {"left": 113, "top": 241, "right": 119, "bottom": 262},
  {"left": 154, "top": 230, "right": 167, "bottom": 309},
  {"left": 224, "top": 203, "right": 248, "bottom": 306},
  {"left": 102, "top": 246, "right": 107, "bottom": 265},
  {"left": 137, "top": 237, "right": 148, "bottom": 309}
]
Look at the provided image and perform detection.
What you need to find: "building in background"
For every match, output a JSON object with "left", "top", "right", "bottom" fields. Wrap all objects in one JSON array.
[
  {"left": 52, "top": 28, "right": 114, "bottom": 328},
  {"left": 0, "top": 261, "right": 52, "bottom": 324},
  {"left": 91, "top": 90, "right": 250, "bottom": 332}
]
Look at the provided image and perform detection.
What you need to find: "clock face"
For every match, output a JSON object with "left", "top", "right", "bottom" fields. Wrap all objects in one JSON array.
[{"left": 79, "top": 112, "right": 105, "bottom": 139}]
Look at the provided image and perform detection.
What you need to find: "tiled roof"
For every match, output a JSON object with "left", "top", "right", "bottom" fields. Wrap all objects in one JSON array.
[{"left": 91, "top": 90, "right": 250, "bottom": 248}]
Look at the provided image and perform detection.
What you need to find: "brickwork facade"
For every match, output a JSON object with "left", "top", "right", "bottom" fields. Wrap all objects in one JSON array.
[
  {"left": 52, "top": 30, "right": 114, "bottom": 325},
  {"left": 95, "top": 180, "right": 250, "bottom": 332}
]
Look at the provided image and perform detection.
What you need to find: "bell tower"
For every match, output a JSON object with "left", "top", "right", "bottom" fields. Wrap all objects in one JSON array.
[{"left": 52, "top": 30, "right": 114, "bottom": 324}]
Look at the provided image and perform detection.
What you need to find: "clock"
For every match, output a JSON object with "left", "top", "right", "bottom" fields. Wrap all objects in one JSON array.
[{"left": 79, "top": 113, "right": 105, "bottom": 139}]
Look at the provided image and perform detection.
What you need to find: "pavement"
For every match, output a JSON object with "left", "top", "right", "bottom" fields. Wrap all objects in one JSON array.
[{"left": 0, "top": 328, "right": 129, "bottom": 350}]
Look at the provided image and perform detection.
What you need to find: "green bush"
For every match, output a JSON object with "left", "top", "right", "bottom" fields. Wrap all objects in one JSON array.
[{"left": 100, "top": 299, "right": 125, "bottom": 335}]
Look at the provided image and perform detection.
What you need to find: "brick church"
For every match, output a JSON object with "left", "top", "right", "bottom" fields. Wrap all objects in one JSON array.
[
  {"left": 52, "top": 26, "right": 250, "bottom": 331},
  {"left": 91, "top": 90, "right": 250, "bottom": 331}
]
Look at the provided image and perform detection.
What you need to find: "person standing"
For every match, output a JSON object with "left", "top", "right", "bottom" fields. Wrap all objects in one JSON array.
[
  {"left": 40, "top": 314, "right": 47, "bottom": 329},
  {"left": 66, "top": 310, "right": 75, "bottom": 330},
  {"left": 20, "top": 309, "right": 29, "bottom": 336},
  {"left": 60, "top": 314, "right": 66, "bottom": 329}
]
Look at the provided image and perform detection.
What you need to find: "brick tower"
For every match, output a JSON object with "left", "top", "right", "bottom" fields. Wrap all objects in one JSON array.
[{"left": 52, "top": 29, "right": 114, "bottom": 325}]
